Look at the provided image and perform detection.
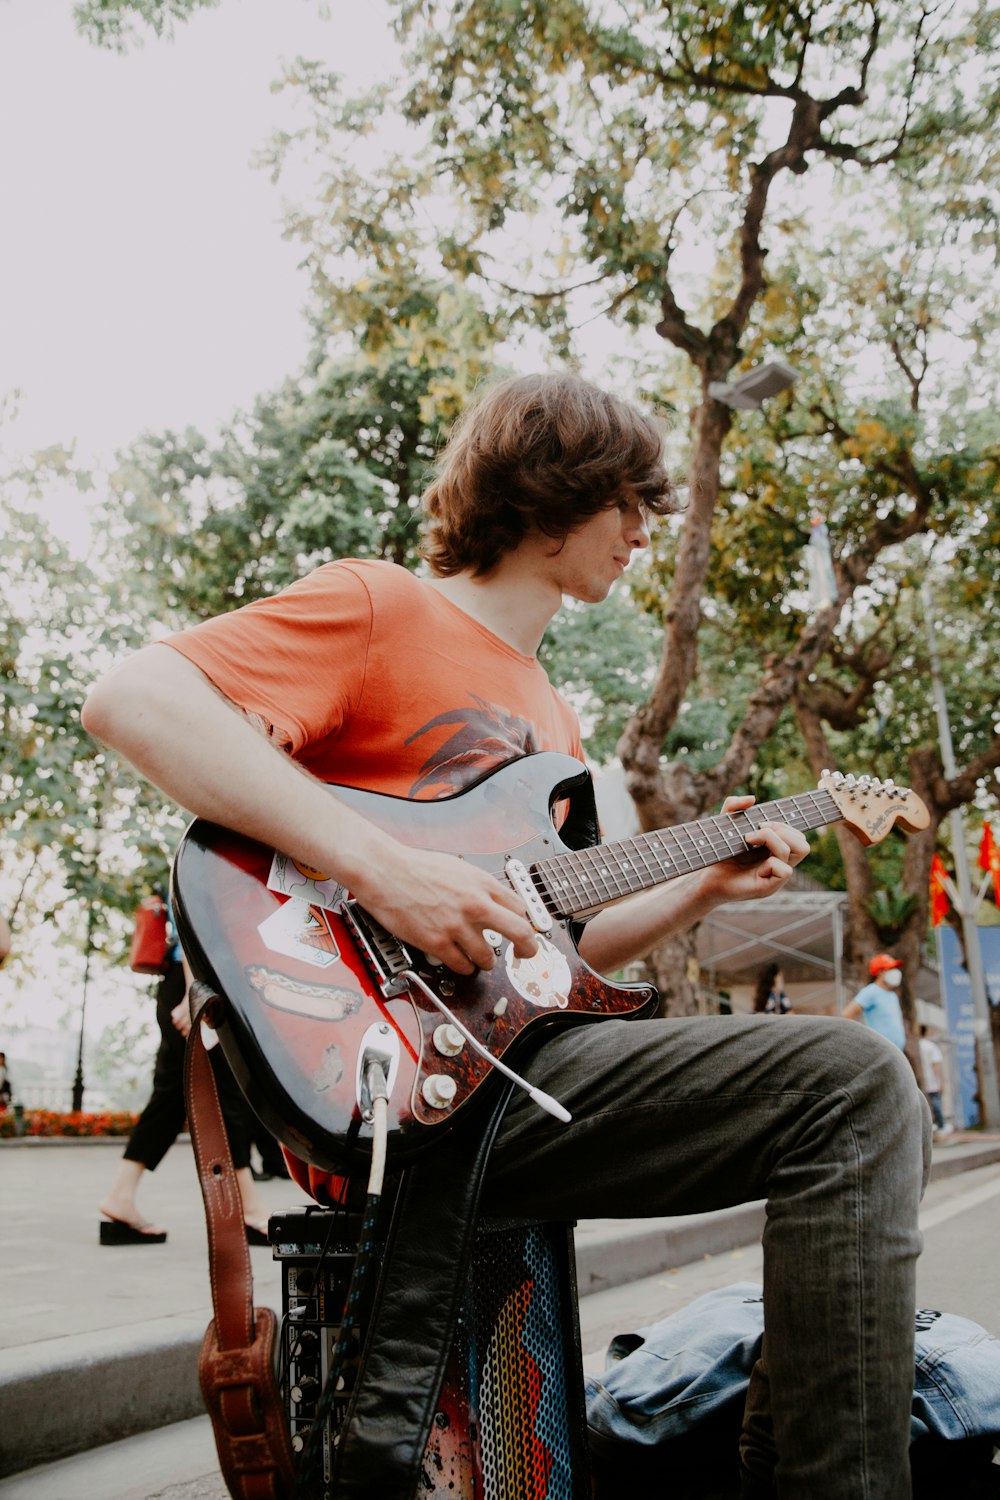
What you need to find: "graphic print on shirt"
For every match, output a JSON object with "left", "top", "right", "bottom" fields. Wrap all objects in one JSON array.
[{"left": 404, "top": 696, "right": 541, "bottom": 798}]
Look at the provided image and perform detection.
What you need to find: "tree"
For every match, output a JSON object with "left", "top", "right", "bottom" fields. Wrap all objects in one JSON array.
[
  {"left": 251, "top": 0, "right": 993, "bottom": 1010},
  {"left": 71, "top": 0, "right": 1000, "bottom": 1021},
  {"left": 728, "top": 186, "right": 1000, "bottom": 1039},
  {"left": 104, "top": 272, "right": 509, "bottom": 615},
  {"left": 0, "top": 456, "right": 185, "bottom": 991},
  {"left": 72, "top": 0, "right": 219, "bottom": 51}
]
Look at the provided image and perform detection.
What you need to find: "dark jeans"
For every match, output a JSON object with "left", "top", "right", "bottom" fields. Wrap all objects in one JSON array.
[{"left": 484, "top": 1014, "right": 931, "bottom": 1500}]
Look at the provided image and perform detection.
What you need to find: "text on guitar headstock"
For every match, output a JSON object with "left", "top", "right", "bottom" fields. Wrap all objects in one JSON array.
[{"left": 819, "top": 769, "right": 929, "bottom": 847}]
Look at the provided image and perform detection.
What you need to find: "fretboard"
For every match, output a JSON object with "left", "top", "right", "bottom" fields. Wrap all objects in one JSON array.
[{"left": 532, "top": 788, "right": 842, "bottom": 918}]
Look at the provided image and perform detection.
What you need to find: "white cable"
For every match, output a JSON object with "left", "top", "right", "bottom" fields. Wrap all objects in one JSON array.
[
  {"left": 365, "top": 1060, "right": 389, "bottom": 1197},
  {"left": 402, "top": 968, "right": 572, "bottom": 1125}
]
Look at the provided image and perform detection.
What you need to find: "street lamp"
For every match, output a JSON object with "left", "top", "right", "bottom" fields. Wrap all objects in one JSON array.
[
  {"left": 708, "top": 360, "right": 798, "bottom": 410},
  {"left": 71, "top": 902, "right": 96, "bottom": 1114}
]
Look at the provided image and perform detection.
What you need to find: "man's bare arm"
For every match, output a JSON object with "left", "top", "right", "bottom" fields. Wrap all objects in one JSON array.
[{"left": 82, "top": 645, "right": 537, "bottom": 974}]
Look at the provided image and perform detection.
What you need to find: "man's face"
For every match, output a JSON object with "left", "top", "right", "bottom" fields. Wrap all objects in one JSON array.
[{"left": 546, "top": 493, "right": 651, "bottom": 604}]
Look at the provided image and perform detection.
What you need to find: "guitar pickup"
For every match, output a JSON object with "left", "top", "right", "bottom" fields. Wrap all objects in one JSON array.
[
  {"left": 505, "top": 857, "right": 553, "bottom": 933},
  {"left": 342, "top": 901, "right": 413, "bottom": 997}
]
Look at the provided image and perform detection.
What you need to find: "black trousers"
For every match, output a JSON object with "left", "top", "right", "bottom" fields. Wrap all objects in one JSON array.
[{"left": 124, "top": 960, "right": 257, "bottom": 1171}]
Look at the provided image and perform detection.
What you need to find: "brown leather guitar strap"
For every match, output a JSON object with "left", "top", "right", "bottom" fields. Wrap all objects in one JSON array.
[
  {"left": 184, "top": 982, "right": 295, "bottom": 1500},
  {"left": 185, "top": 978, "right": 516, "bottom": 1500}
]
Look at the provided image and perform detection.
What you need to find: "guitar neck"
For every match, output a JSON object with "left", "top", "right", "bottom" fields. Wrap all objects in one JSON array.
[{"left": 533, "top": 787, "right": 842, "bottom": 919}]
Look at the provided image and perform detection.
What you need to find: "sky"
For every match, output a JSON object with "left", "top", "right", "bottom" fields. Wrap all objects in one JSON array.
[{"left": 0, "top": 0, "right": 396, "bottom": 467}]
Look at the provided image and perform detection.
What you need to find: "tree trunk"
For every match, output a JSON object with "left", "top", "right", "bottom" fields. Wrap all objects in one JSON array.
[
  {"left": 794, "top": 701, "right": 881, "bottom": 984},
  {"left": 649, "top": 927, "right": 701, "bottom": 1017}
]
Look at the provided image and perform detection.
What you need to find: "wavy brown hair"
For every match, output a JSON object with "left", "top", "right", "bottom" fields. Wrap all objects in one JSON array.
[{"left": 420, "top": 372, "right": 678, "bottom": 577}]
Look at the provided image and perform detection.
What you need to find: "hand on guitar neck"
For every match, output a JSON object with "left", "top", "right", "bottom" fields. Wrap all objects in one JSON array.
[{"left": 578, "top": 792, "right": 809, "bottom": 978}]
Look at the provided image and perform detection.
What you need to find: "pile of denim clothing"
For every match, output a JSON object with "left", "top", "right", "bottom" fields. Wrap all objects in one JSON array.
[{"left": 586, "top": 1282, "right": 1000, "bottom": 1499}]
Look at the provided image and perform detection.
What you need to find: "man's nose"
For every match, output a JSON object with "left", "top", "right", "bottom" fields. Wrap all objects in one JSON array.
[{"left": 627, "top": 513, "right": 650, "bottom": 548}]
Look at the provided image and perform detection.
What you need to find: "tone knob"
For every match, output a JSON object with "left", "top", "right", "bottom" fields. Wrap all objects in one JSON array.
[
  {"left": 421, "top": 1073, "right": 458, "bottom": 1110},
  {"left": 433, "top": 1023, "right": 465, "bottom": 1057},
  {"left": 290, "top": 1329, "right": 318, "bottom": 1359}
]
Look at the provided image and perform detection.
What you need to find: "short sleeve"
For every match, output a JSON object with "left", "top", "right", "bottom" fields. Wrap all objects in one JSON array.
[{"left": 163, "top": 563, "right": 373, "bottom": 754}]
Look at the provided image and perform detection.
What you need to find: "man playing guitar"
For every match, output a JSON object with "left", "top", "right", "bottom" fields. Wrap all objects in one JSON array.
[{"left": 83, "top": 371, "right": 929, "bottom": 1499}]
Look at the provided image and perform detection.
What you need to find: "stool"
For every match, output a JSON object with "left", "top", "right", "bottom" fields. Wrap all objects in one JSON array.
[{"left": 270, "top": 1208, "right": 592, "bottom": 1499}]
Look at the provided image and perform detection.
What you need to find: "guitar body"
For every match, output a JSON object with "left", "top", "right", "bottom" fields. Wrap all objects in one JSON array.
[{"left": 172, "top": 752, "right": 656, "bottom": 1172}]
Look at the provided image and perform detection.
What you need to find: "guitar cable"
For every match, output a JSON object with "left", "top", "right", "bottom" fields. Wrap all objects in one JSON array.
[
  {"left": 292, "top": 1058, "right": 389, "bottom": 1500},
  {"left": 401, "top": 967, "right": 572, "bottom": 1124}
]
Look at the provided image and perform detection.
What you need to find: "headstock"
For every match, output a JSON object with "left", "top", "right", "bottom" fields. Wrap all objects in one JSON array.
[{"left": 820, "top": 769, "right": 929, "bottom": 848}]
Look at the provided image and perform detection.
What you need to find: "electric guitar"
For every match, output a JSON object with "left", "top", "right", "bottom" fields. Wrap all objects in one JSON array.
[{"left": 171, "top": 751, "right": 928, "bottom": 1172}]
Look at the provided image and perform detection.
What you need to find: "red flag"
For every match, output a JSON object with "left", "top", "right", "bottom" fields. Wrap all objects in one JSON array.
[
  {"left": 979, "top": 822, "right": 1000, "bottom": 906},
  {"left": 929, "top": 853, "right": 950, "bottom": 927}
]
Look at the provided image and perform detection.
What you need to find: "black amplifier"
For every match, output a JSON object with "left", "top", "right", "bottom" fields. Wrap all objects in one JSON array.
[{"left": 268, "top": 1207, "right": 592, "bottom": 1499}]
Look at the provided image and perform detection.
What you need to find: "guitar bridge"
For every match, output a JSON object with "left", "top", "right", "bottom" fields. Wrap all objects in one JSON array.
[{"left": 342, "top": 901, "right": 412, "bottom": 997}]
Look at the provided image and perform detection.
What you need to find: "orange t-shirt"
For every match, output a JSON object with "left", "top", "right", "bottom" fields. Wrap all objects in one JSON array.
[
  {"left": 166, "top": 559, "right": 584, "bottom": 1204},
  {"left": 166, "top": 558, "right": 583, "bottom": 798}
]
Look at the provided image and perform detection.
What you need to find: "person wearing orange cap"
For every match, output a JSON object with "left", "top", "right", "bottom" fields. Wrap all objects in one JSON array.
[{"left": 843, "top": 953, "right": 907, "bottom": 1049}]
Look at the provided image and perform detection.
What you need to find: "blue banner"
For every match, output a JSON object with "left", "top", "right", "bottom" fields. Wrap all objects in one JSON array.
[{"left": 937, "top": 927, "right": 1000, "bottom": 1129}]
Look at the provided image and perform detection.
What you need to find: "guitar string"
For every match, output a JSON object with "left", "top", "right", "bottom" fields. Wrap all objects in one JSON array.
[{"left": 534, "top": 789, "right": 843, "bottom": 914}]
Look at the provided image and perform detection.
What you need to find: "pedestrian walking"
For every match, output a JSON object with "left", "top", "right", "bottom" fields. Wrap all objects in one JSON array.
[{"left": 98, "top": 895, "right": 279, "bottom": 1245}]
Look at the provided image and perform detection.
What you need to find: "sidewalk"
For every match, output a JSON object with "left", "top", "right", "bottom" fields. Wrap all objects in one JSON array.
[{"left": 1, "top": 1131, "right": 997, "bottom": 1481}]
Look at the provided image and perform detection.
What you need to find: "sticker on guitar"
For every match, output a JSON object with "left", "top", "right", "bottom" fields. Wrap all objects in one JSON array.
[
  {"left": 257, "top": 899, "right": 341, "bottom": 969},
  {"left": 245, "top": 964, "right": 362, "bottom": 1024},
  {"left": 506, "top": 936, "right": 571, "bottom": 1010},
  {"left": 266, "top": 851, "right": 348, "bottom": 911}
]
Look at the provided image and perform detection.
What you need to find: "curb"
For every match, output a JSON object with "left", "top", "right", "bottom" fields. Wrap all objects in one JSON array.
[
  {"left": 0, "top": 1134, "right": 191, "bottom": 1148},
  {"left": 573, "top": 1137, "right": 1000, "bottom": 1297},
  {"left": 0, "top": 1315, "right": 206, "bottom": 1477},
  {"left": 575, "top": 1201, "right": 767, "bottom": 1297},
  {"left": 2, "top": 1138, "right": 998, "bottom": 1478}
]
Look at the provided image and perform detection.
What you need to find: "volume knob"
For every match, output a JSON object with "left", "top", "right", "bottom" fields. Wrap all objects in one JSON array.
[
  {"left": 421, "top": 1073, "right": 458, "bottom": 1110},
  {"left": 433, "top": 1023, "right": 465, "bottom": 1057}
]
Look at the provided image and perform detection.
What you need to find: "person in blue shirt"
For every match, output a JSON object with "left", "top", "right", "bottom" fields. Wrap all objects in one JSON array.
[{"left": 843, "top": 953, "right": 907, "bottom": 1050}]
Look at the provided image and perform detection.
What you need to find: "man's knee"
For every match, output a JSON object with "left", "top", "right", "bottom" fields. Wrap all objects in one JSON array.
[{"left": 843, "top": 1025, "right": 932, "bottom": 1183}]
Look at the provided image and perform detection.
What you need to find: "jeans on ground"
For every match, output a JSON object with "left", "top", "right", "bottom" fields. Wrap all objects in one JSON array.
[{"left": 482, "top": 1014, "right": 931, "bottom": 1500}]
